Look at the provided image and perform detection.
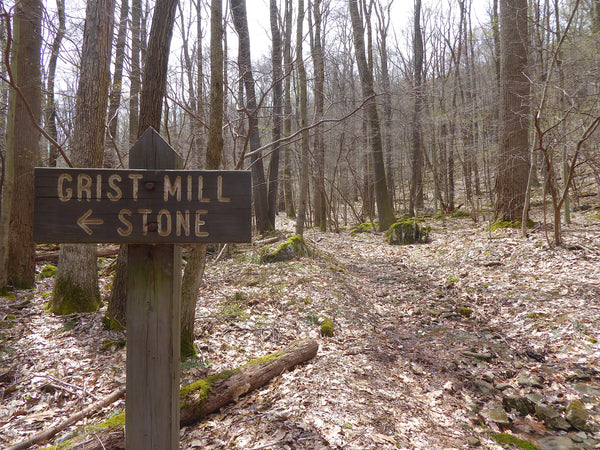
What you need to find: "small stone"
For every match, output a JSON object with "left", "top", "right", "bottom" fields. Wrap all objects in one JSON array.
[
  {"left": 503, "top": 395, "right": 532, "bottom": 417},
  {"left": 536, "top": 436, "right": 578, "bottom": 450},
  {"left": 411, "top": 363, "right": 425, "bottom": 375},
  {"left": 481, "top": 405, "right": 510, "bottom": 426},
  {"left": 467, "top": 436, "right": 481, "bottom": 446},
  {"left": 566, "top": 400, "right": 589, "bottom": 431},
  {"left": 482, "top": 371, "right": 495, "bottom": 383},
  {"left": 570, "top": 433, "right": 584, "bottom": 443},
  {"left": 535, "top": 404, "right": 571, "bottom": 431},
  {"left": 474, "top": 379, "right": 496, "bottom": 395},
  {"left": 517, "top": 373, "right": 545, "bottom": 389},
  {"left": 495, "top": 383, "right": 513, "bottom": 391}
]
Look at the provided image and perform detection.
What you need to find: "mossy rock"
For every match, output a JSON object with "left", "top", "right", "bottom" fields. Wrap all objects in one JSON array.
[
  {"left": 385, "top": 220, "right": 430, "bottom": 245},
  {"left": 101, "top": 339, "right": 126, "bottom": 352},
  {"left": 350, "top": 222, "right": 377, "bottom": 236},
  {"left": 261, "top": 235, "right": 310, "bottom": 263},
  {"left": 457, "top": 307, "right": 473, "bottom": 317},
  {"left": 38, "top": 264, "right": 57, "bottom": 279},
  {"left": 320, "top": 317, "right": 334, "bottom": 337}
]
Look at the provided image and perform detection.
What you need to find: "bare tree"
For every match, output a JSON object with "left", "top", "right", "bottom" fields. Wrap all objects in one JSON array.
[
  {"left": 494, "top": 0, "right": 530, "bottom": 222},
  {"left": 0, "top": 0, "right": 42, "bottom": 289},
  {"left": 50, "top": 0, "right": 116, "bottom": 314},
  {"left": 348, "top": 0, "right": 394, "bottom": 230}
]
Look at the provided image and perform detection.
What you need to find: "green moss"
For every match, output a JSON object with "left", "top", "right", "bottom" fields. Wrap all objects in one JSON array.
[
  {"left": 181, "top": 334, "right": 197, "bottom": 360},
  {"left": 39, "top": 264, "right": 57, "bottom": 279},
  {"left": 451, "top": 209, "right": 471, "bottom": 218},
  {"left": 320, "top": 317, "right": 334, "bottom": 337},
  {"left": 48, "top": 276, "right": 101, "bottom": 315},
  {"left": 180, "top": 369, "right": 234, "bottom": 411},
  {"left": 57, "top": 318, "right": 78, "bottom": 333},
  {"left": 587, "top": 212, "right": 600, "bottom": 220},
  {"left": 457, "top": 307, "right": 473, "bottom": 317},
  {"left": 102, "top": 314, "right": 126, "bottom": 332},
  {"left": 12, "top": 278, "right": 34, "bottom": 290},
  {"left": 350, "top": 222, "right": 376, "bottom": 236},
  {"left": 490, "top": 218, "right": 535, "bottom": 232},
  {"left": 492, "top": 433, "right": 537, "bottom": 450},
  {"left": 88, "top": 412, "right": 125, "bottom": 431},
  {"left": 101, "top": 339, "right": 126, "bottom": 351}
]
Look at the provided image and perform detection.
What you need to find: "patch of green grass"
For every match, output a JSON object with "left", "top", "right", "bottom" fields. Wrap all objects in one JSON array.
[
  {"left": 218, "top": 293, "right": 250, "bottom": 321},
  {"left": 451, "top": 209, "right": 471, "bottom": 218},
  {"left": 57, "top": 318, "right": 78, "bottom": 333}
]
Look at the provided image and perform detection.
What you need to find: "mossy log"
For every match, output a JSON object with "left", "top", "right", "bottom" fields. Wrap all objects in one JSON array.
[
  {"left": 25, "top": 340, "right": 318, "bottom": 450},
  {"left": 180, "top": 339, "right": 318, "bottom": 424}
]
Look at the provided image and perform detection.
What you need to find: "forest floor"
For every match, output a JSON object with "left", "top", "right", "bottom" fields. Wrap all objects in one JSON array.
[{"left": 1, "top": 207, "right": 600, "bottom": 449}]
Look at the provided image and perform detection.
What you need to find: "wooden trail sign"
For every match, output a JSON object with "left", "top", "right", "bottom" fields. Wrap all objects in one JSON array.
[
  {"left": 33, "top": 168, "right": 251, "bottom": 244},
  {"left": 32, "top": 128, "right": 252, "bottom": 449}
]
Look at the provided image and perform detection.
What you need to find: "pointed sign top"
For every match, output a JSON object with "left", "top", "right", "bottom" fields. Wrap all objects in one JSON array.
[{"left": 129, "top": 127, "right": 182, "bottom": 170}]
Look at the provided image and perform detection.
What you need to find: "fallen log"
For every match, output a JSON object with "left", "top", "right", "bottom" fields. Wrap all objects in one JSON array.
[
  {"left": 9, "top": 339, "right": 318, "bottom": 450},
  {"left": 35, "top": 246, "right": 119, "bottom": 263},
  {"left": 180, "top": 338, "right": 319, "bottom": 424},
  {"left": 6, "top": 387, "right": 126, "bottom": 450}
]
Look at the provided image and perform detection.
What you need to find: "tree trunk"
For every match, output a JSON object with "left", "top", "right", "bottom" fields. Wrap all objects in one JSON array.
[
  {"left": 295, "top": 0, "right": 310, "bottom": 236},
  {"left": 310, "top": 0, "right": 326, "bottom": 231},
  {"left": 50, "top": 0, "right": 115, "bottom": 315},
  {"left": 106, "top": 0, "right": 178, "bottom": 325},
  {"left": 180, "top": 0, "right": 223, "bottom": 359},
  {"left": 44, "top": 0, "right": 65, "bottom": 168},
  {"left": 0, "top": 0, "right": 42, "bottom": 290},
  {"left": 104, "top": 0, "right": 128, "bottom": 169},
  {"left": 267, "top": 0, "right": 283, "bottom": 230},
  {"left": 409, "top": 0, "right": 424, "bottom": 216},
  {"left": 494, "top": 0, "right": 530, "bottom": 222},
  {"left": 348, "top": 0, "right": 394, "bottom": 231},
  {"left": 129, "top": 0, "right": 141, "bottom": 146},
  {"left": 230, "top": 0, "right": 270, "bottom": 234},
  {"left": 282, "top": 0, "right": 295, "bottom": 219}
]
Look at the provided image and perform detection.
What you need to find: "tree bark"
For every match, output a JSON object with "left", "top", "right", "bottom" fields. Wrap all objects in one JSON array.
[
  {"left": 0, "top": 0, "right": 42, "bottom": 290},
  {"left": 494, "top": 0, "right": 530, "bottom": 222},
  {"left": 348, "top": 0, "right": 395, "bottom": 231},
  {"left": 50, "top": 0, "right": 115, "bottom": 315}
]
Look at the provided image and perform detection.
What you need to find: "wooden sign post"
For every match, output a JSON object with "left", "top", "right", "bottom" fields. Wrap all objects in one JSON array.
[{"left": 33, "top": 128, "right": 252, "bottom": 449}]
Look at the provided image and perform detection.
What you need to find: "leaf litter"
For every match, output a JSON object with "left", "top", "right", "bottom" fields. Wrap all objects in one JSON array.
[{"left": 1, "top": 209, "right": 600, "bottom": 449}]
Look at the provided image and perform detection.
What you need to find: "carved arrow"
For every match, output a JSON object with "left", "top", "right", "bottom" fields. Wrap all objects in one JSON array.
[{"left": 77, "top": 209, "right": 104, "bottom": 235}]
